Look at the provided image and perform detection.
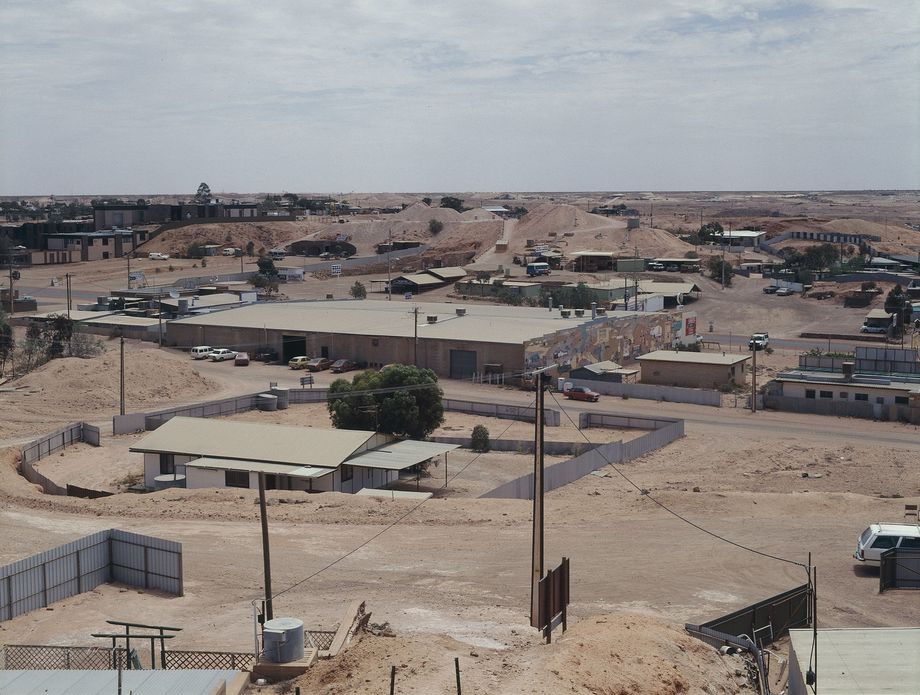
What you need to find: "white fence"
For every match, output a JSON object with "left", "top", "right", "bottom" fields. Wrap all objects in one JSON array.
[{"left": 0, "top": 530, "right": 182, "bottom": 622}]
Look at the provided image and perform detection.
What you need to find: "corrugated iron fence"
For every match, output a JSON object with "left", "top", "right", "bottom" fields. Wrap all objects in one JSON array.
[
  {"left": 880, "top": 548, "right": 920, "bottom": 592},
  {"left": 695, "top": 583, "right": 812, "bottom": 646},
  {"left": 0, "top": 529, "right": 182, "bottom": 622},
  {"left": 18, "top": 422, "right": 102, "bottom": 496}
]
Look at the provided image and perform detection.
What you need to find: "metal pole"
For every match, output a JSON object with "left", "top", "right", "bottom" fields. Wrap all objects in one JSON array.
[
  {"left": 751, "top": 343, "right": 757, "bottom": 413},
  {"left": 127, "top": 251, "right": 131, "bottom": 290},
  {"left": 65, "top": 273, "right": 72, "bottom": 318},
  {"left": 530, "top": 371, "right": 545, "bottom": 628},
  {"left": 413, "top": 306, "right": 418, "bottom": 366},
  {"left": 386, "top": 229, "right": 392, "bottom": 301},
  {"left": 258, "top": 472, "right": 274, "bottom": 621},
  {"left": 157, "top": 289, "right": 163, "bottom": 348},
  {"left": 454, "top": 657, "right": 462, "bottom": 695},
  {"left": 120, "top": 336, "right": 126, "bottom": 415},
  {"left": 7, "top": 255, "right": 14, "bottom": 317},
  {"left": 389, "top": 665, "right": 396, "bottom": 695}
]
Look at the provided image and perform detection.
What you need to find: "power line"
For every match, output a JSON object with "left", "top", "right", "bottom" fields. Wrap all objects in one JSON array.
[
  {"left": 267, "top": 396, "right": 538, "bottom": 602},
  {"left": 547, "top": 389, "right": 809, "bottom": 572}
]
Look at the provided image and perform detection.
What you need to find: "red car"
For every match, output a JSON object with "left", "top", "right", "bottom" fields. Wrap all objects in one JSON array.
[{"left": 564, "top": 386, "right": 600, "bottom": 402}]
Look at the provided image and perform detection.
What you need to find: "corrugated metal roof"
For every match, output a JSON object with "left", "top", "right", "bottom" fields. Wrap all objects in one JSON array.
[
  {"left": 393, "top": 273, "right": 443, "bottom": 286},
  {"left": 347, "top": 440, "right": 459, "bottom": 471},
  {"left": 186, "top": 457, "right": 334, "bottom": 478},
  {"left": 636, "top": 280, "right": 702, "bottom": 295},
  {"left": 637, "top": 350, "right": 750, "bottom": 365},
  {"left": 167, "top": 300, "right": 640, "bottom": 346},
  {"left": 131, "top": 417, "right": 380, "bottom": 468},
  {"left": 161, "top": 292, "right": 245, "bottom": 309},
  {"left": 866, "top": 309, "right": 895, "bottom": 319},
  {"left": 569, "top": 250, "right": 617, "bottom": 258},
  {"left": 0, "top": 670, "right": 241, "bottom": 694},
  {"left": 578, "top": 360, "right": 623, "bottom": 373},
  {"left": 426, "top": 266, "right": 467, "bottom": 280}
]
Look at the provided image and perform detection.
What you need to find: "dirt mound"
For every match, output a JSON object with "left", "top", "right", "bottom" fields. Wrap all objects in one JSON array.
[
  {"left": 142, "top": 221, "right": 318, "bottom": 256},
  {"left": 290, "top": 613, "right": 745, "bottom": 694},
  {"left": 459, "top": 208, "right": 499, "bottom": 221},
  {"left": 0, "top": 343, "right": 219, "bottom": 439},
  {"left": 396, "top": 203, "right": 462, "bottom": 224},
  {"left": 765, "top": 218, "right": 920, "bottom": 256}
]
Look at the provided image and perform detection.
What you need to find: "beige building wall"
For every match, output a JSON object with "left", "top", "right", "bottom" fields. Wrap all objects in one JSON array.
[
  {"left": 640, "top": 359, "right": 747, "bottom": 389},
  {"left": 779, "top": 380, "right": 913, "bottom": 407}
]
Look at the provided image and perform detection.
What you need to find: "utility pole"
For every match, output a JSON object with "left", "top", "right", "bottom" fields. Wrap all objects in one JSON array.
[
  {"left": 7, "top": 253, "right": 15, "bottom": 317},
  {"left": 529, "top": 370, "right": 546, "bottom": 628},
  {"left": 65, "top": 273, "right": 72, "bottom": 318},
  {"left": 258, "top": 472, "right": 274, "bottom": 621},
  {"left": 119, "top": 336, "right": 126, "bottom": 416},
  {"left": 751, "top": 344, "right": 757, "bottom": 413},
  {"left": 127, "top": 251, "right": 131, "bottom": 290},
  {"left": 157, "top": 289, "right": 163, "bottom": 348},
  {"left": 386, "top": 229, "right": 392, "bottom": 301},
  {"left": 413, "top": 306, "right": 419, "bottom": 366}
]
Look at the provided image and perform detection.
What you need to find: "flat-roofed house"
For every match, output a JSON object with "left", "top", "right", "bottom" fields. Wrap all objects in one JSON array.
[{"left": 637, "top": 350, "right": 750, "bottom": 389}]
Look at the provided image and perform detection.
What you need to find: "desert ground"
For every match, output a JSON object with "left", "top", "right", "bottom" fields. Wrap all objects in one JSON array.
[{"left": 2, "top": 192, "right": 919, "bottom": 693}]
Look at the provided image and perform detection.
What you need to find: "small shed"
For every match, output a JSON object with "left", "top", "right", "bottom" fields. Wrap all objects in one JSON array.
[
  {"left": 569, "top": 360, "right": 638, "bottom": 383},
  {"left": 636, "top": 350, "right": 750, "bottom": 389}
]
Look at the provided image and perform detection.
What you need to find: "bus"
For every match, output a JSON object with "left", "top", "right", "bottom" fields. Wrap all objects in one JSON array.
[{"left": 526, "top": 262, "right": 551, "bottom": 276}]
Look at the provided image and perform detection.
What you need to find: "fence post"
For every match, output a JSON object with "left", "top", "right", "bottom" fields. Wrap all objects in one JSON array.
[{"left": 390, "top": 665, "right": 396, "bottom": 695}]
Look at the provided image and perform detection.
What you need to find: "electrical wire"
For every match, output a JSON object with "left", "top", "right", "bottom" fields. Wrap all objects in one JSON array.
[
  {"left": 266, "top": 395, "right": 538, "bottom": 602},
  {"left": 547, "top": 388, "right": 810, "bottom": 571}
]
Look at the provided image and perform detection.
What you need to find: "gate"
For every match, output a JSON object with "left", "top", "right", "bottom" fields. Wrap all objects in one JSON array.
[
  {"left": 880, "top": 548, "right": 920, "bottom": 591},
  {"left": 282, "top": 335, "right": 306, "bottom": 363}
]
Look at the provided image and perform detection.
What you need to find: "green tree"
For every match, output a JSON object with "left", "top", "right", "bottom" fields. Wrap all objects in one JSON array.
[
  {"left": 0, "top": 314, "right": 12, "bottom": 376},
  {"left": 439, "top": 196, "right": 464, "bottom": 212},
  {"left": 187, "top": 242, "right": 207, "bottom": 259},
  {"left": 699, "top": 222, "right": 724, "bottom": 237},
  {"left": 421, "top": 197, "right": 432, "bottom": 206},
  {"left": 256, "top": 255, "right": 278, "bottom": 276},
  {"left": 249, "top": 274, "right": 279, "bottom": 295},
  {"left": 471, "top": 424, "right": 490, "bottom": 452},
  {"left": 328, "top": 364, "right": 444, "bottom": 439},
  {"left": 884, "top": 284, "right": 908, "bottom": 324},
  {"left": 246, "top": 241, "right": 255, "bottom": 257},
  {"left": 350, "top": 281, "right": 367, "bottom": 299},
  {"left": 428, "top": 219, "right": 444, "bottom": 235},
  {"left": 195, "top": 182, "right": 211, "bottom": 203},
  {"left": 707, "top": 257, "right": 734, "bottom": 287}
]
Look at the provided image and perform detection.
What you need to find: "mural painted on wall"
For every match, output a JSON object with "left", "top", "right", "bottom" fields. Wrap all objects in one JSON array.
[{"left": 524, "top": 312, "right": 677, "bottom": 370}]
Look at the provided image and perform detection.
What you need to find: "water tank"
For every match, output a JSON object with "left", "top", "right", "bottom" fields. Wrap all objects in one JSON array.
[
  {"left": 153, "top": 474, "right": 186, "bottom": 490},
  {"left": 257, "top": 394, "right": 278, "bottom": 411},
  {"left": 455, "top": 307, "right": 467, "bottom": 317},
  {"left": 427, "top": 315, "right": 438, "bottom": 323},
  {"left": 270, "top": 387, "right": 290, "bottom": 410},
  {"left": 262, "top": 617, "right": 304, "bottom": 663}
]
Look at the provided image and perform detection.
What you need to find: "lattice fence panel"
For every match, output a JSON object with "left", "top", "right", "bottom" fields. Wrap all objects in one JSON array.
[
  {"left": 162, "top": 649, "right": 255, "bottom": 671},
  {"left": 307, "top": 630, "right": 336, "bottom": 650},
  {"left": 1, "top": 645, "right": 126, "bottom": 670}
]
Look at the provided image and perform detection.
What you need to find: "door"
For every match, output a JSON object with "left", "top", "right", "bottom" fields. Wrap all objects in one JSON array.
[
  {"left": 449, "top": 349, "right": 477, "bottom": 379},
  {"left": 282, "top": 335, "right": 307, "bottom": 362}
]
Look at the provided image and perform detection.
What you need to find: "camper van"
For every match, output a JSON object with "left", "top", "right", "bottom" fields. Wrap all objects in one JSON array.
[
  {"left": 222, "top": 247, "right": 241, "bottom": 257},
  {"left": 526, "top": 262, "right": 551, "bottom": 277},
  {"left": 269, "top": 249, "right": 286, "bottom": 260},
  {"left": 854, "top": 523, "right": 920, "bottom": 565}
]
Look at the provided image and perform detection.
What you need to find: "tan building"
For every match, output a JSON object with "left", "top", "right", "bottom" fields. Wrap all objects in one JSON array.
[{"left": 637, "top": 350, "right": 750, "bottom": 389}]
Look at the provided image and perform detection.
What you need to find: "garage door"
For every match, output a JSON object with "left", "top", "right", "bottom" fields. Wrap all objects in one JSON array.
[
  {"left": 282, "top": 335, "right": 307, "bottom": 362},
  {"left": 449, "top": 349, "right": 477, "bottom": 379}
]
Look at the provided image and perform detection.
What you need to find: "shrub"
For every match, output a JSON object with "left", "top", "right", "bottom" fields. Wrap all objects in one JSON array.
[{"left": 471, "top": 425, "right": 490, "bottom": 452}]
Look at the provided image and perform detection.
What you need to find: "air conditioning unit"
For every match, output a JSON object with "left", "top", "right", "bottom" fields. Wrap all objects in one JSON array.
[
  {"left": 427, "top": 315, "right": 438, "bottom": 324},
  {"left": 455, "top": 308, "right": 467, "bottom": 316}
]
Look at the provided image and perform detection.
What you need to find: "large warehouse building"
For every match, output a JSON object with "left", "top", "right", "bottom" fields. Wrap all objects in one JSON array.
[{"left": 165, "top": 299, "right": 696, "bottom": 379}]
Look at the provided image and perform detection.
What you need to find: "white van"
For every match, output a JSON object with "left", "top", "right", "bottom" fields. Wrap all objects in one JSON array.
[
  {"left": 222, "top": 247, "right": 241, "bottom": 257},
  {"left": 190, "top": 346, "right": 213, "bottom": 360},
  {"left": 854, "top": 523, "right": 920, "bottom": 565}
]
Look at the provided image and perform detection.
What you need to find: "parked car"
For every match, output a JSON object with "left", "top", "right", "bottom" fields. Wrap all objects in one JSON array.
[
  {"left": 647, "top": 262, "right": 665, "bottom": 271},
  {"left": 762, "top": 285, "right": 779, "bottom": 294},
  {"left": 254, "top": 347, "right": 278, "bottom": 362},
  {"left": 288, "top": 356, "right": 311, "bottom": 370},
  {"left": 208, "top": 348, "right": 237, "bottom": 362},
  {"left": 306, "top": 357, "right": 333, "bottom": 372},
  {"left": 190, "top": 345, "right": 213, "bottom": 360},
  {"left": 564, "top": 386, "right": 600, "bottom": 402},
  {"left": 860, "top": 324, "right": 888, "bottom": 334},
  {"left": 665, "top": 264, "right": 680, "bottom": 272},
  {"left": 748, "top": 333, "right": 770, "bottom": 350},
  {"left": 234, "top": 352, "right": 250, "bottom": 366},
  {"left": 854, "top": 523, "right": 920, "bottom": 565},
  {"left": 148, "top": 252, "right": 170, "bottom": 260},
  {"left": 775, "top": 287, "right": 794, "bottom": 296},
  {"left": 331, "top": 359, "right": 358, "bottom": 373}
]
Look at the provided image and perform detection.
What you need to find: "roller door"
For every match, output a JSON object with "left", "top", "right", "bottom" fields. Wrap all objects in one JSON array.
[{"left": 449, "top": 349, "right": 477, "bottom": 379}]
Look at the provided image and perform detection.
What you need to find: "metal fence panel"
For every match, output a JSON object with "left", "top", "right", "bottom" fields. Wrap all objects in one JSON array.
[
  {"left": 880, "top": 548, "right": 920, "bottom": 591},
  {"left": 1, "top": 645, "right": 126, "bottom": 670},
  {"left": 699, "top": 584, "right": 812, "bottom": 645},
  {"left": 566, "top": 379, "right": 722, "bottom": 407}
]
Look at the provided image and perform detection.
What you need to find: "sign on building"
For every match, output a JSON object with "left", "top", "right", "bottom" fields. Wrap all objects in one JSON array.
[{"left": 330, "top": 264, "right": 342, "bottom": 277}]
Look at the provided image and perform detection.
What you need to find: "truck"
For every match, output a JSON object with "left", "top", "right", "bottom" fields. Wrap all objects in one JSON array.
[{"left": 748, "top": 333, "right": 770, "bottom": 351}]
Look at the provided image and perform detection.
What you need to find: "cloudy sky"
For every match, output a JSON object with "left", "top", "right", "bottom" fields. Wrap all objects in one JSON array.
[{"left": 1, "top": 1, "right": 917, "bottom": 195}]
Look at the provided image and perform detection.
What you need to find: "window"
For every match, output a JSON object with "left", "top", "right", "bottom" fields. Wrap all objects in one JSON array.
[
  {"left": 225, "top": 470, "right": 249, "bottom": 488},
  {"left": 876, "top": 397, "right": 884, "bottom": 405},
  {"left": 102, "top": 237, "right": 109, "bottom": 246},
  {"left": 805, "top": 390, "right": 816, "bottom": 399},
  {"left": 870, "top": 535, "right": 898, "bottom": 550},
  {"left": 839, "top": 392, "right": 848, "bottom": 399},
  {"left": 854, "top": 393, "right": 868, "bottom": 401},
  {"left": 899, "top": 537, "right": 920, "bottom": 549},
  {"left": 895, "top": 396, "right": 908, "bottom": 405},
  {"left": 159, "top": 454, "right": 175, "bottom": 475},
  {"left": 340, "top": 465, "right": 353, "bottom": 482},
  {"left": 820, "top": 391, "right": 832, "bottom": 399}
]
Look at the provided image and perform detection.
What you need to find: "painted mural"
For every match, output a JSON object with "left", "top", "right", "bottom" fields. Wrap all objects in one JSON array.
[{"left": 524, "top": 311, "right": 680, "bottom": 371}]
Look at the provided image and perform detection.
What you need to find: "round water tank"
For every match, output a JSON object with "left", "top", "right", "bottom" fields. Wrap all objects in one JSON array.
[
  {"left": 257, "top": 394, "right": 278, "bottom": 411},
  {"left": 262, "top": 617, "right": 304, "bottom": 663},
  {"left": 153, "top": 474, "right": 186, "bottom": 490},
  {"left": 270, "top": 387, "right": 290, "bottom": 410}
]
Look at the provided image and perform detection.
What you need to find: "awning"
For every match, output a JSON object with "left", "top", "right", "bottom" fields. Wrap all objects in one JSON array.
[
  {"left": 347, "top": 440, "right": 459, "bottom": 471},
  {"left": 185, "top": 457, "right": 334, "bottom": 479}
]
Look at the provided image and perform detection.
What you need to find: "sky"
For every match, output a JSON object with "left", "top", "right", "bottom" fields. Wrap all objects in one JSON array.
[{"left": 1, "top": 0, "right": 918, "bottom": 195}]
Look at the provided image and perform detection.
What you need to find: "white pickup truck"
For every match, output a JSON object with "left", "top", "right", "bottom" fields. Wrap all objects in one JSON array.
[{"left": 748, "top": 333, "right": 769, "bottom": 350}]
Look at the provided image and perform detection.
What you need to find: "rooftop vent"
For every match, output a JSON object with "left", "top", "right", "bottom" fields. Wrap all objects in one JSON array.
[
  {"left": 427, "top": 315, "right": 438, "bottom": 324},
  {"left": 455, "top": 307, "right": 467, "bottom": 316}
]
